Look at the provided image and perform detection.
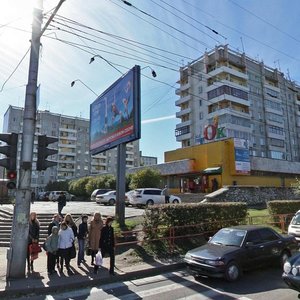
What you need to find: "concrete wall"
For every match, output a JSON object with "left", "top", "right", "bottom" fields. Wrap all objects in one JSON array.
[{"left": 205, "top": 186, "right": 300, "bottom": 206}]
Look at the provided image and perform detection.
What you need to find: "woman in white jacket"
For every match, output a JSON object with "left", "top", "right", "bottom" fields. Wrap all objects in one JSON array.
[{"left": 58, "top": 221, "right": 74, "bottom": 275}]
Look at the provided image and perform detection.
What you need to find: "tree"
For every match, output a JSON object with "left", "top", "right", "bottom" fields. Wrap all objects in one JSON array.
[
  {"left": 45, "top": 180, "right": 69, "bottom": 191},
  {"left": 85, "top": 174, "right": 116, "bottom": 195},
  {"left": 68, "top": 177, "right": 92, "bottom": 197},
  {"left": 129, "top": 168, "right": 162, "bottom": 189}
]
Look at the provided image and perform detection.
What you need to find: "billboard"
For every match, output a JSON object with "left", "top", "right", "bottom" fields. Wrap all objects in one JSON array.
[
  {"left": 234, "top": 138, "right": 250, "bottom": 175},
  {"left": 90, "top": 66, "right": 141, "bottom": 155}
]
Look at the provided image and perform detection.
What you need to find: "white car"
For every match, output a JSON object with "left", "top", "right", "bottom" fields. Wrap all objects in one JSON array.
[
  {"left": 288, "top": 210, "right": 300, "bottom": 241},
  {"left": 96, "top": 190, "right": 116, "bottom": 206},
  {"left": 90, "top": 189, "right": 112, "bottom": 201},
  {"left": 48, "top": 191, "right": 76, "bottom": 201},
  {"left": 129, "top": 188, "right": 181, "bottom": 207}
]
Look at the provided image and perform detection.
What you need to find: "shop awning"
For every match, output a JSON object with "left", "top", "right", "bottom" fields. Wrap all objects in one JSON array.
[{"left": 202, "top": 167, "right": 222, "bottom": 175}]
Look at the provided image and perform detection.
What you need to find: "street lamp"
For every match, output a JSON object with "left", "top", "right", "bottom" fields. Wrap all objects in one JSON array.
[
  {"left": 141, "top": 66, "right": 157, "bottom": 78},
  {"left": 70, "top": 79, "right": 98, "bottom": 97}
]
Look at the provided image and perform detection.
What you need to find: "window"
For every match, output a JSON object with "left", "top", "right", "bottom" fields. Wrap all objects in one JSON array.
[
  {"left": 198, "top": 86, "right": 203, "bottom": 94},
  {"left": 258, "top": 228, "right": 279, "bottom": 242},
  {"left": 199, "top": 100, "right": 202, "bottom": 107},
  {"left": 268, "top": 125, "right": 284, "bottom": 135},
  {"left": 270, "top": 138, "right": 284, "bottom": 147},
  {"left": 199, "top": 112, "right": 203, "bottom": 120},
  {"left": 260, "top": 138, "right": 265, "bottom": 146},
  {"left": 207, "top": 85, "right": 248, "bottom": 101},
  {"left": 246, "top": 231, "right": 262, "bottom": 245},
  {"left": 265, "top": 87, "right": 279, "bottom": 98},
  {"left": 270, "top": 150, "right": 284, "bottom": 160}
]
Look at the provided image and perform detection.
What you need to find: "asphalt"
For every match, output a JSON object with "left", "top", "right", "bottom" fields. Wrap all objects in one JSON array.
[{"left": 0, "top": 246, "right": 185, "bottom": 299}]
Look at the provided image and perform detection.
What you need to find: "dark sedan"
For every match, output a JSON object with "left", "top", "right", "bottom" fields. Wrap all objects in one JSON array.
[
  {"left": 282, "top": 253, "right": 300, "bottom": 295},
  {"left": 184, "top": 225, "right": 298, "bottom": 281}
]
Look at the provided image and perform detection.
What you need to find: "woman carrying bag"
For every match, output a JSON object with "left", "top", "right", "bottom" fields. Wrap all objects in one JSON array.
[
  {"left": 88, "top": 212, "right": 103, "bottom": 266},
  {"left": 27, "top": 212, "right": 40, "bottom": 272}
]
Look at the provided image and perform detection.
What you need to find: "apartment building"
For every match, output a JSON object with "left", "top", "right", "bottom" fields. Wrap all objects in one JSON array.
[
  {"left": 175, "top": 45, "right": 300, "bottom": 163},
  {"left": 140, "top": 152, "right": 158, "bottom": 166},
  {"left": 3, "top": 106, "right": 140, "bottom": 189}
]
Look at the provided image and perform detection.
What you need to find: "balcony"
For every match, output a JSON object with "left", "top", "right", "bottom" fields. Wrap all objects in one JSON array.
[
  {"left": 266, "top": 131, "right": 285, "bottom": 140},
  {"left": 176, "top": 107, "right": 191, "bottom": 118},
  {"left": 176, "top": 132, "right": 191, "bottom": 142},
  {"left": 208, "top": 108, "right": 250, "bottom": 119},
  {"left": 177, "top": 82, "right": 190, "bottom": 92},
  {"left": 176, "top": 120, "right": 192, "bottom": 129},
  {"left": 207, "top": 66, "right": 248, "bottom": 80},
  {"left": 59, "top": 127, "right": 77, "bottom": 133},
  {"left": 175, "top": 94, "right": 191, "bottom": 106},
  {"left": 206, "top": 79, "right": 248, "bottom": 93}
]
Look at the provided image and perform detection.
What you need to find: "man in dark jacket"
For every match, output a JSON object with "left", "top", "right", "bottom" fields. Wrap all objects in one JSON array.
[
  {"left": 77, "top": 215, "right": 88, "bottom": 267},
  {"left": 100, "top": 216, "right": 115, "bottom": 275},
  {"left": 57, "top": 192, "right": 66, "bottom": 218}
]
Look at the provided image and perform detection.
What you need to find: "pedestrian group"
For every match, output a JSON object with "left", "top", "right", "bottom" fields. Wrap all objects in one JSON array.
[{"left": 28, "top": 211, "right": 115, "bottom": 276}]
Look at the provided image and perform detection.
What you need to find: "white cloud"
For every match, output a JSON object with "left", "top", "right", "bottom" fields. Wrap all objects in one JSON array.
[{"left": 142, "top": 114, "right": 175, "bottom": 124}]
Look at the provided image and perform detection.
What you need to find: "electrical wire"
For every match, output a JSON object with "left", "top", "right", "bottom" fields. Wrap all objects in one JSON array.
[
  {"left": 149, "top": 0, "right": 225, "bottom": 42},
  {"left": 114, "top": 0, "right": 214, "bottom": 48},
  {"left": 228, "top": 0, "right": 300, "bottom": 45},
  {"left": 0, "top": 46, "right": 30, "bottom": 93},
  {"left": 108, "top": 0, "right": 207, "bottom": 52}
]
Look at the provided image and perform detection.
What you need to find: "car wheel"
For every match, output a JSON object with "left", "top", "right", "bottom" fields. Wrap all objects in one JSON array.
[
  {"left": 108, "top": 199, "right": 115, "bottom": 206},
  {"left": 146, "top": 199, "right": 154, "bottom": 207},
  {"left": 280, "top": 250, "right": 291, "bottom": 267},
  {"left": 225, "top": 261, "right": 241, "bottom": 282},
  {"left": 172, "top": 199, "right": 179, "bottom": 204}
]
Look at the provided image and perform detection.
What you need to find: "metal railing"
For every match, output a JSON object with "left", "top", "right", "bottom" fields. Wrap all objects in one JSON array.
[{"left": 114, "top": 213, "right": 295, "bottom": 253}]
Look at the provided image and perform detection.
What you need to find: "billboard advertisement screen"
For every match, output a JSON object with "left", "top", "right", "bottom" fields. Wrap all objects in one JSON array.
[
  {"left": 234, "top": 138, "right": 250, "bottom": 175},
  {"left": 90, "top": 66, "right": 141, "bottom": 155}
]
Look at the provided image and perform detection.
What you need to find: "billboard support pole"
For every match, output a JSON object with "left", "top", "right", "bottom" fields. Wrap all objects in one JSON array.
[{"left": 116, "top": 143, "right": 126, "bottom": 228}]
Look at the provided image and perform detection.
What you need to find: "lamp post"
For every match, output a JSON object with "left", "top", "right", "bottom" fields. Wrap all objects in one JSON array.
[
  {"left": 70, "top": 79, "right": 98, "bottom": 97},
  {"left": 141, "top": 66, "right": 157, "bottom": 78}
]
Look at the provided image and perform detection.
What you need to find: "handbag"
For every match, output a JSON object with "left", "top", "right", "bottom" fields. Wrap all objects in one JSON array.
[
  {"left": 95, "top": 249, "right": 103, "bottom": 266},
  {"left": 86, "top": 248, "right": 92, "bottom": 256},
  {"left": 70, "top": 242, "right": 76, "bottom": 259}
]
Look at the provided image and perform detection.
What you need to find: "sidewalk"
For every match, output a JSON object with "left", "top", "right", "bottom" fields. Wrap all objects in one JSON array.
[{"left": 0, "top": 247, "right": 185, "bottom": 299}]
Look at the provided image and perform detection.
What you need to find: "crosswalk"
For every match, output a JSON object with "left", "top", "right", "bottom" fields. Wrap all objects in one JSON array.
[{"left": 40, "top": 271, "right": 253, "bottom": 300}]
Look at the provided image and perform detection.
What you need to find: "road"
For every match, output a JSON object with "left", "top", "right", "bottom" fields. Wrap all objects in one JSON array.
[
  {"left": 13, "top": 268, "right": 299, "bottom": 300},
  {"left": 0, "top": 201, "right": 145, "bottom": 218}
]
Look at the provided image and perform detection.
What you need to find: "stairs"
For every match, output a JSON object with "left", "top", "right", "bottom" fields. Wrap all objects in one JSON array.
[{"left": 0, "top": 209, "right": 81, "bottom": 247}]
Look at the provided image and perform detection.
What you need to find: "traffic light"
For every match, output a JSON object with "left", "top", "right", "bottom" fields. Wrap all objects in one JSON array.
[
  {"left": 6, "top": 170, "right": 17, "bottom": 189},
  {"left": 37, "top": 135, "right": 58, "bottom": 171},
  {"left": 0, "top": 133, "right": 18, "bottom": 170}
]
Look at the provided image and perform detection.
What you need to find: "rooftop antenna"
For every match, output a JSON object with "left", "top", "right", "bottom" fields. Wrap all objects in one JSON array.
[
  {"left": 287, "top": 69, "right": 291, "bottom": 81},
  {"left": 240, "top": 37, "right": 245, "bottom": 53}
]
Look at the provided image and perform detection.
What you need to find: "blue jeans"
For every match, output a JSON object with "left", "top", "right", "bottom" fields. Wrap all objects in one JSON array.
[{"left": 77, "top": 239, "right": 85, "bottom": 265}]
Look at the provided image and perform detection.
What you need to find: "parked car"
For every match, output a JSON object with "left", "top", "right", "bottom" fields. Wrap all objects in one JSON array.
[
  {"left": 129, "top": 188, "right": 181, "bottom": 207},
  {"left": 184, "top": 225, "right": 298, "bottom": 282},
  {"left": 125, "top": 190, "right": 135, "bottom": 206},
  {"left": 282, "top": 253, "right": 300, "bottom": 294},
  {"left": 288, "top": 210, "right": 300, "bottom": 242},
  {"left": 90, "top": 189, "right": 113, "bottom": 201},
  {"left": 48, "top": 191, "right": 76, "bottom": 201},
  {"left": 37, "top": 191, "right": 50, "bottom": 201},
  {"left": 96, "top": 190, "right": 116, "bottom": 206}
]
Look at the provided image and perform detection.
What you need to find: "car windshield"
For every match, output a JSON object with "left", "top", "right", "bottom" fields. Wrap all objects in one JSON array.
[
  {"left": 291, "top": 214, "right": 300, "bottom": 225},
  {"left": 209, "top": 228, "right": 246, "bottom": 247}
]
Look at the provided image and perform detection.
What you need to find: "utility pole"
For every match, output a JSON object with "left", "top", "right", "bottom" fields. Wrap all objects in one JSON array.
[
  {"left": 7, "top": 0, "right": 66, "bottom": 279},
  {"left": 115, "top": 143, "right": 126, "bottom": 228}
]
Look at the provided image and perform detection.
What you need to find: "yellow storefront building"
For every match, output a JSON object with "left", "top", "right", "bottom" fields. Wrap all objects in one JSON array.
[{"left": 164, "top": 138, "right": 299, "bottom": 194}]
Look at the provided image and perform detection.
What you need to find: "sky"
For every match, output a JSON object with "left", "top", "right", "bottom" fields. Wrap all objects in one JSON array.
[{"left": 0, "top": 0, "right": 300, "bottom": 163}]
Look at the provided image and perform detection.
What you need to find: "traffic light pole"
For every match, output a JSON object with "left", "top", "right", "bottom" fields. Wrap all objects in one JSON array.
[{"left": 6, "top": 0, "right": 65, "bottom": 279}]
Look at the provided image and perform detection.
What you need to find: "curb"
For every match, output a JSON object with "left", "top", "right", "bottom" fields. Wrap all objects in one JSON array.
[{"left": 0, "top": 262, "right": 186, "bottom": 299}]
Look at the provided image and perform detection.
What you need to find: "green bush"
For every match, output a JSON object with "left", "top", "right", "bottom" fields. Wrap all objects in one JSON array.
[
  {"left": 267, "top": 200, "right": 300, "bottom": 215},
  {"left": 143, "top": 202, "right": 248, "bottom": 239},
  {"left": 129, "top": 168, "right": 162, "bottom": 190}
]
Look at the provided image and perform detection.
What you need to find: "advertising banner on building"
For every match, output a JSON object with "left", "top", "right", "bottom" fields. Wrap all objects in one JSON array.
[
  {"left": 234, "top": 138, "right": 250, "bottom": 175},
  {"left": 90, "top": 66, "right": 141, "bottom": 155}
]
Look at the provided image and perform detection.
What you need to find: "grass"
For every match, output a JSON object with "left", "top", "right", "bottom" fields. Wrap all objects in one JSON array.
[{"left": 113, "top": 215, "right": 144, "bottom": 236}]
